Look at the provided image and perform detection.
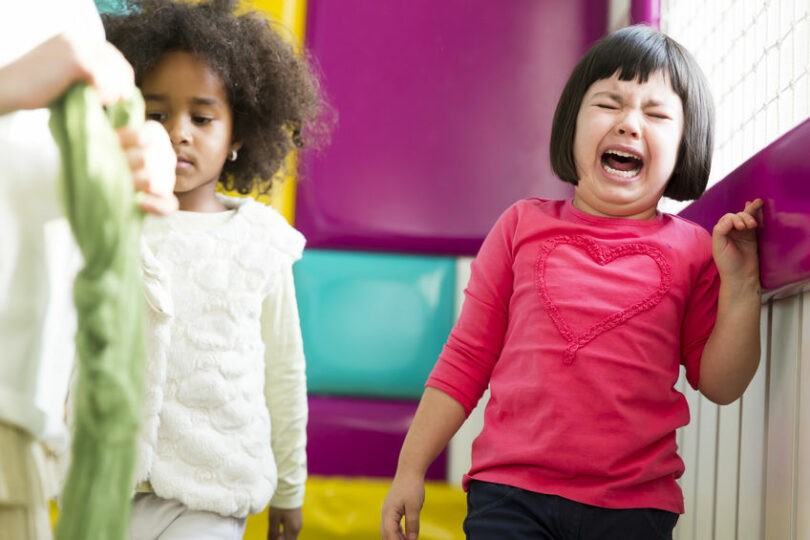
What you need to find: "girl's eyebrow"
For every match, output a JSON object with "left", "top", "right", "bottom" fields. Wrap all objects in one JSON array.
[
  {"left": 591, "top": 91, "right": 671, "bottom": 108},
  {"left": 591, "top": 91, "right": 622, "bottom": 101},
  {"left": 191, "top": 97, "right": 220, "bottom": 106},
  {"left": 141, "top": 94, "right": 220, "bottom": 107}
]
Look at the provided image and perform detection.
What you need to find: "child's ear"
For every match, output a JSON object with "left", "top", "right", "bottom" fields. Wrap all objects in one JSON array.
[{"left": 231, "top": 141, "right": 243, "bottom": 153}]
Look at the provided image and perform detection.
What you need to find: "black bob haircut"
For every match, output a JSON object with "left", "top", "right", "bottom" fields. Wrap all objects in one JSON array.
[
  {"left": 550, "top": 24, "right": 714, "bottom": 201},
  {"left": 103, "top": 0, "right": 330, "bottom": 195}
]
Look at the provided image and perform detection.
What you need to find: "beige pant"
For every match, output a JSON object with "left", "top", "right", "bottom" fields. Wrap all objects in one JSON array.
[
  {"left": 0, "top": 422, "right": 53, "bottom": 540},
  {"left": 129, "top": 493, "right": 247, "bottom": 540}
]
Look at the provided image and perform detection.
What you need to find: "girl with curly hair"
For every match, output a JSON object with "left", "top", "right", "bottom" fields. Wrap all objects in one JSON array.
[{"left": 98, "top": 1, "right": 327, "bottom": 538}]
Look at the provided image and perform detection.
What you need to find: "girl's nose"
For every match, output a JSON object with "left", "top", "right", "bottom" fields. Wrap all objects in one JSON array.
[
  {"left": 615, "top": 112, "right": 641, "bottom": 139},
  {"left": 166, "top": 116, "right": 190, "bottom": 145}
]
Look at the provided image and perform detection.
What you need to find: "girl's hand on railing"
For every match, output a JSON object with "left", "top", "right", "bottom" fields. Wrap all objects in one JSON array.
[{"left": 712, "top": 198, "right": 763, "bottom": 287}]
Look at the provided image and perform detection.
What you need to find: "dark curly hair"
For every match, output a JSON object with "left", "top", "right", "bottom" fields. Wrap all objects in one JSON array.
[{"left": 103, "top": 0, "right": 329, "bottom": 194}]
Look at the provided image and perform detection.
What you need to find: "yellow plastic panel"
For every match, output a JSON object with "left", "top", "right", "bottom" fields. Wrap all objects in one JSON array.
[
  {"left": 247, "top": 0, "right": 306, "bottom": 42},
  {"left": 245, "top": 477, "right": 466, "bottom": 540}
]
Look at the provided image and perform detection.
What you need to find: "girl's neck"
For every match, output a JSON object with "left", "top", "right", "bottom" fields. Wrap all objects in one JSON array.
[
  {"left": 572, "top": 194, "right": 658, "bottom": 220},
  {"left": 176, "top": 184, "right": 228, "bottom": 213}
]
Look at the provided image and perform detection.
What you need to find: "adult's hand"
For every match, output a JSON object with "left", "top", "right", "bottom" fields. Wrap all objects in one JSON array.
[{"left": 0, "top": 33, "right": 134, "bottom": 115}]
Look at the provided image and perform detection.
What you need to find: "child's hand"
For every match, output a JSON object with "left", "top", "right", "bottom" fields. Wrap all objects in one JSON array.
[
  {"left": 381, "top": 473, "right": 425, "bottom": 540},
  {"left": 268, "top": 506, "right": 302, "bottom": 540},
  {"left": 712, "top": 198, "right": 763, "bottom": 286},
  {"left": 117, "top": 121, "right": 178, "bottom": 215}
]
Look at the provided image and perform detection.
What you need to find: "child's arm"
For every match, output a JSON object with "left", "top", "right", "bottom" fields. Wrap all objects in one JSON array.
[
  {"left": 262, "top": 263, "right": 307, "bottom": 540},
  {"left": 698, "top": 199, "right": 764, "bottom": 405},
  {"left": 381, "top": 387, "right": 466, "bottom": 540},
  {"left": 380, "top": 203, "right": 519, "bottom": 539},
  {"left": 380, "top": 204, "right": 519, "bottom": 539}
]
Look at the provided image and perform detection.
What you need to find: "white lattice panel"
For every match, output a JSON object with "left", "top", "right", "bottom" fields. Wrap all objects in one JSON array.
[
  {"left": 659, "top": 0, "right": 810, "bottom": 215},
  {"left": 674, "top": 289, "right": 809, "bottom": 540}
]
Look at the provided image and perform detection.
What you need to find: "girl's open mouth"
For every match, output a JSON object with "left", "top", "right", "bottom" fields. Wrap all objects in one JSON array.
[{"left": 601, "top": 149, "right": 643, "bottom": 178}]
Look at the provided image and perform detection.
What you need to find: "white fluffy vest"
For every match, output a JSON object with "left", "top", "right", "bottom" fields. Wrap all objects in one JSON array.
[{"left": 136, "top": 196, "right": 303, "bottom": 518}]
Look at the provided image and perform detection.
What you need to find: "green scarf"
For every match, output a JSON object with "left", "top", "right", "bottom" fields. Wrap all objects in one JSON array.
[{"left": 49, "top": 85, "right": 146, "bottom": 540}]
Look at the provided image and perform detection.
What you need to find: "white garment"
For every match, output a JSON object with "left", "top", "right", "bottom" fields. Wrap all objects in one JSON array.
[
  {"left": 128, "top": 493, "right": 247, "bottom": 540},
  {"left": 0, "top": 422, "right": 53, "bottom": 540},
  {"left": 0, "top": 0, "right": 103, "bottom": 447},
  {"left": 136, "top": 195, "right": 308, "bottom": 518}
]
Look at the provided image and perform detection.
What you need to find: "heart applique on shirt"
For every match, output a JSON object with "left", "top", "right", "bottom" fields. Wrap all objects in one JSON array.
[{"left": 535, "top": 235, "right": 672, "bottom": 364}]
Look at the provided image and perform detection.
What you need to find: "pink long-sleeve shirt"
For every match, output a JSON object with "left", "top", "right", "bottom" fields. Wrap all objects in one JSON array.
[{"left": 427, "top": 198, "right": 719, "bottom": 514}]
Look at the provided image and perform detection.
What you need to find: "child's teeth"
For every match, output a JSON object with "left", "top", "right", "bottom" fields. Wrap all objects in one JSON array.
[
  {"left": 603, "top": 163, "right": 640, "bottom": 177},
  {"left": 605, "top": 149, "right": 639, "bottom": 159}
]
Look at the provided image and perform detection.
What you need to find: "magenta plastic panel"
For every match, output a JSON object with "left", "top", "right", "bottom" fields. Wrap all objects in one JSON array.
[
  {"left": 680, "top": 118, "right": 810, "bottom": 291},
  {"left": 630, "top": 0, "right": 661, "bottom": 28},
  {"left": 307, "top": 396, "right": 447, "bottom": 480},
  {"left": 298, "top": 0, "right": 608, "bottom": 255}
]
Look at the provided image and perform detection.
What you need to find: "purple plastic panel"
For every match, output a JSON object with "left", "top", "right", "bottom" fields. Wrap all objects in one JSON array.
[
  {"left": 299, "top": 0, "right": 608, "bottom": 255},
  {"left": 630, "top": 0, "right": 661, "bottom": 28},
  {"left": 680, "top": 118, "right": 810, "bottom": 291},
  {"left": 307, "top": 396, "right": 448, "bottom": 480}
]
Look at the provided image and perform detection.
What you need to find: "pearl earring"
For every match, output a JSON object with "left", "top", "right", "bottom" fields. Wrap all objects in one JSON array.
[{"left": 229, "top": 150, "right": 238, "bottom": 162}]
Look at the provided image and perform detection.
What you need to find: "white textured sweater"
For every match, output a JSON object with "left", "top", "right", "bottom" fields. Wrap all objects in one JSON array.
[{"left": 136, "top": 195, "right": 308, "bottom": 517}]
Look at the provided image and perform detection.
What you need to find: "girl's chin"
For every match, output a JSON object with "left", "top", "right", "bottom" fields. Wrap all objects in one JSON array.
[
  {"left": 575, "top": 190, "right": 657, "bottom": 218},
  {"left": 172, "top": 183, "right": 198, "bottom": 195}
]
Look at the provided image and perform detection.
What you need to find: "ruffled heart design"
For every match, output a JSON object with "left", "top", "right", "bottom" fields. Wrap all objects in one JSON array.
[{"left": 535, "top": 235, "right": 672, "bottom": 364}]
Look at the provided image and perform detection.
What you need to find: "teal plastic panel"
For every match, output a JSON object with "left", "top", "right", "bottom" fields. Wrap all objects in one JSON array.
[
  {"left": 294, "top": 250, "right": 455, "bottom": 399},
  {"left": 94, "top": 0, "right": 128, "bottom": 14}
]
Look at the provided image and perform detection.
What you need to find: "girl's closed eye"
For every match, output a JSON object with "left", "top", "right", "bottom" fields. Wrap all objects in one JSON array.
[
  {"left": 192, "top": 115, "right": 213, "bottom": 126},
  {"left": 596, "top": 103, "right": 618, "bottom": 110}
]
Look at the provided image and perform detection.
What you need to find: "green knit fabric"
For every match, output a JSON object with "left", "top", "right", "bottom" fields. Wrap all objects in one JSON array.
[{"left": 49, "top": 85, "right": 146, "bottom": 540}]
